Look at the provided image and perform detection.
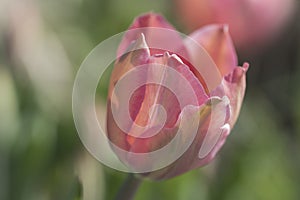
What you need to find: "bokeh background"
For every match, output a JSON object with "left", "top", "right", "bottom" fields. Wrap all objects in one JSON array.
[{"left": 1, "top": 0, "right": 300, "bottom": 199}]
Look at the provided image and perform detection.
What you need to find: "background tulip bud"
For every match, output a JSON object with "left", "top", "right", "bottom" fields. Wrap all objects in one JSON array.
[
  {"left": 174, "top": 0, "right": 296, "bottom": 52},
  {"left": 107, "top": 13, "right": 248, "bottom": 180}
]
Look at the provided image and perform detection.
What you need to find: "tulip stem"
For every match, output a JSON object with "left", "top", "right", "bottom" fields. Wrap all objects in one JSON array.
[{"left": 114, "top": 173, "right": 142, "bottom": 200}]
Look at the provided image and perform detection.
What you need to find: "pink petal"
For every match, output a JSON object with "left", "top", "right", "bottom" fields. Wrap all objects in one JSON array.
[
  {"left": 112, "top": 102, "right": 207, "bottom": 173},
  {"left": 186, "top": 24, "right": 238, "bottom": 78},
  {"left": 107, "top": 47, "right": 208, "bottom": 145},
  {"left": 190, "top": 123, "right": 230, "bottom": 169},
  {"left": 143, "top": 97, "right": 230, "bottom": 180},
  {"left": 223, "top": 63, "right": 249, "bottom": 127},
  {"left": 129, "top": 100, "right": 212, "bottom": 174},
  {"left": 107, "top": 34, "right": 150, "bottom": 150},
  {"left": 117, "top": 13, "right": 188, "bottom": 59},
  {"left": 108, "top": 34, "right": 150, "bottom": 100},
  {"left": 127, "top": 52, "right": 208, "bottom": 146}
]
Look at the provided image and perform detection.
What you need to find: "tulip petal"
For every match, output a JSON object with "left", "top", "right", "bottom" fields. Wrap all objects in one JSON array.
[
  {"left": 107, "top": 34, "right": 150, "bottom": 151},
  {"left": 129, "top": 99, "right": 212, "bottom": 174},
  {"left": 108, "top": 33, "right": 150, "bottom": 99},
  {"left": 158, "top": 124, "right": 231, "bottom": 180},
  {"left": 117, "top": 13, "right": 188, "bottom": 58},
  {"left": 186, "top": 24, "right": 238, "bottom": 78},
  {"left": 107, "top": 94, "right": 210, "bottom": 173},
  {"left": 127, "top": 52, "right": 208, "bottom": 145},
  {"left": 190, "top": 123, "right": 230, "bottom": 169},
  {"left": 108, "top": 37, "right": 208, "bottom": 151},
  {"left": 143, "top": 96, "right": 230, "bottom": 180},
  {"left": 223, "top": 63, "right": 249, "bottom": 127}
]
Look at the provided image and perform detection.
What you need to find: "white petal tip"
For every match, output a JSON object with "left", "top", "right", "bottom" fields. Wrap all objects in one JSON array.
[{"left": 222, "top": 96, "right": 230, "bottom": 106}]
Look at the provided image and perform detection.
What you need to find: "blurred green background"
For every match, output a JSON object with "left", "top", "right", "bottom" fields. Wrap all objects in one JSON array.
[{"left": 0, "top": 0, "right": 300, "bottom": 199}]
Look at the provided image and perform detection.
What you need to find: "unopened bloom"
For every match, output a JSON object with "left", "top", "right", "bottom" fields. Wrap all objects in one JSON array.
[
  {"left": 175, "top": 0, "right": 295, "bottom": 52},
  {"left": 107, "top": 13, "right": 248, "bottom": 180}
]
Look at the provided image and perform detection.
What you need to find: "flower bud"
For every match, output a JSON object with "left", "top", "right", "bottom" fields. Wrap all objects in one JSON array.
[{"left": 107, "top": 13, "right": 248, "bottom": 180}]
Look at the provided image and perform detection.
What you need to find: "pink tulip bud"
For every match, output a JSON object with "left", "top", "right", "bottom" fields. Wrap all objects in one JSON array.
[
  {"left": 175, "top": 0, "right": 296, "bottom": 52},
  {"left": 107, "top": 13, "right": 248, "bottom": 180}
]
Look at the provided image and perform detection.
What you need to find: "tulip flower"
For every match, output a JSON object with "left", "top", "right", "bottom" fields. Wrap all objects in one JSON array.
[
  {"left": 107, "top": 13, "right": 248, "bottom": 180},
  {"left": 175, "top": 0, "right": 295, "bottom": 52}
]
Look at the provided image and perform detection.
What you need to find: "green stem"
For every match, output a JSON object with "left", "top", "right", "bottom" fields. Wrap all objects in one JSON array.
[{"left": 114, "top": 174, "right": 142, "bottom": 200}]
